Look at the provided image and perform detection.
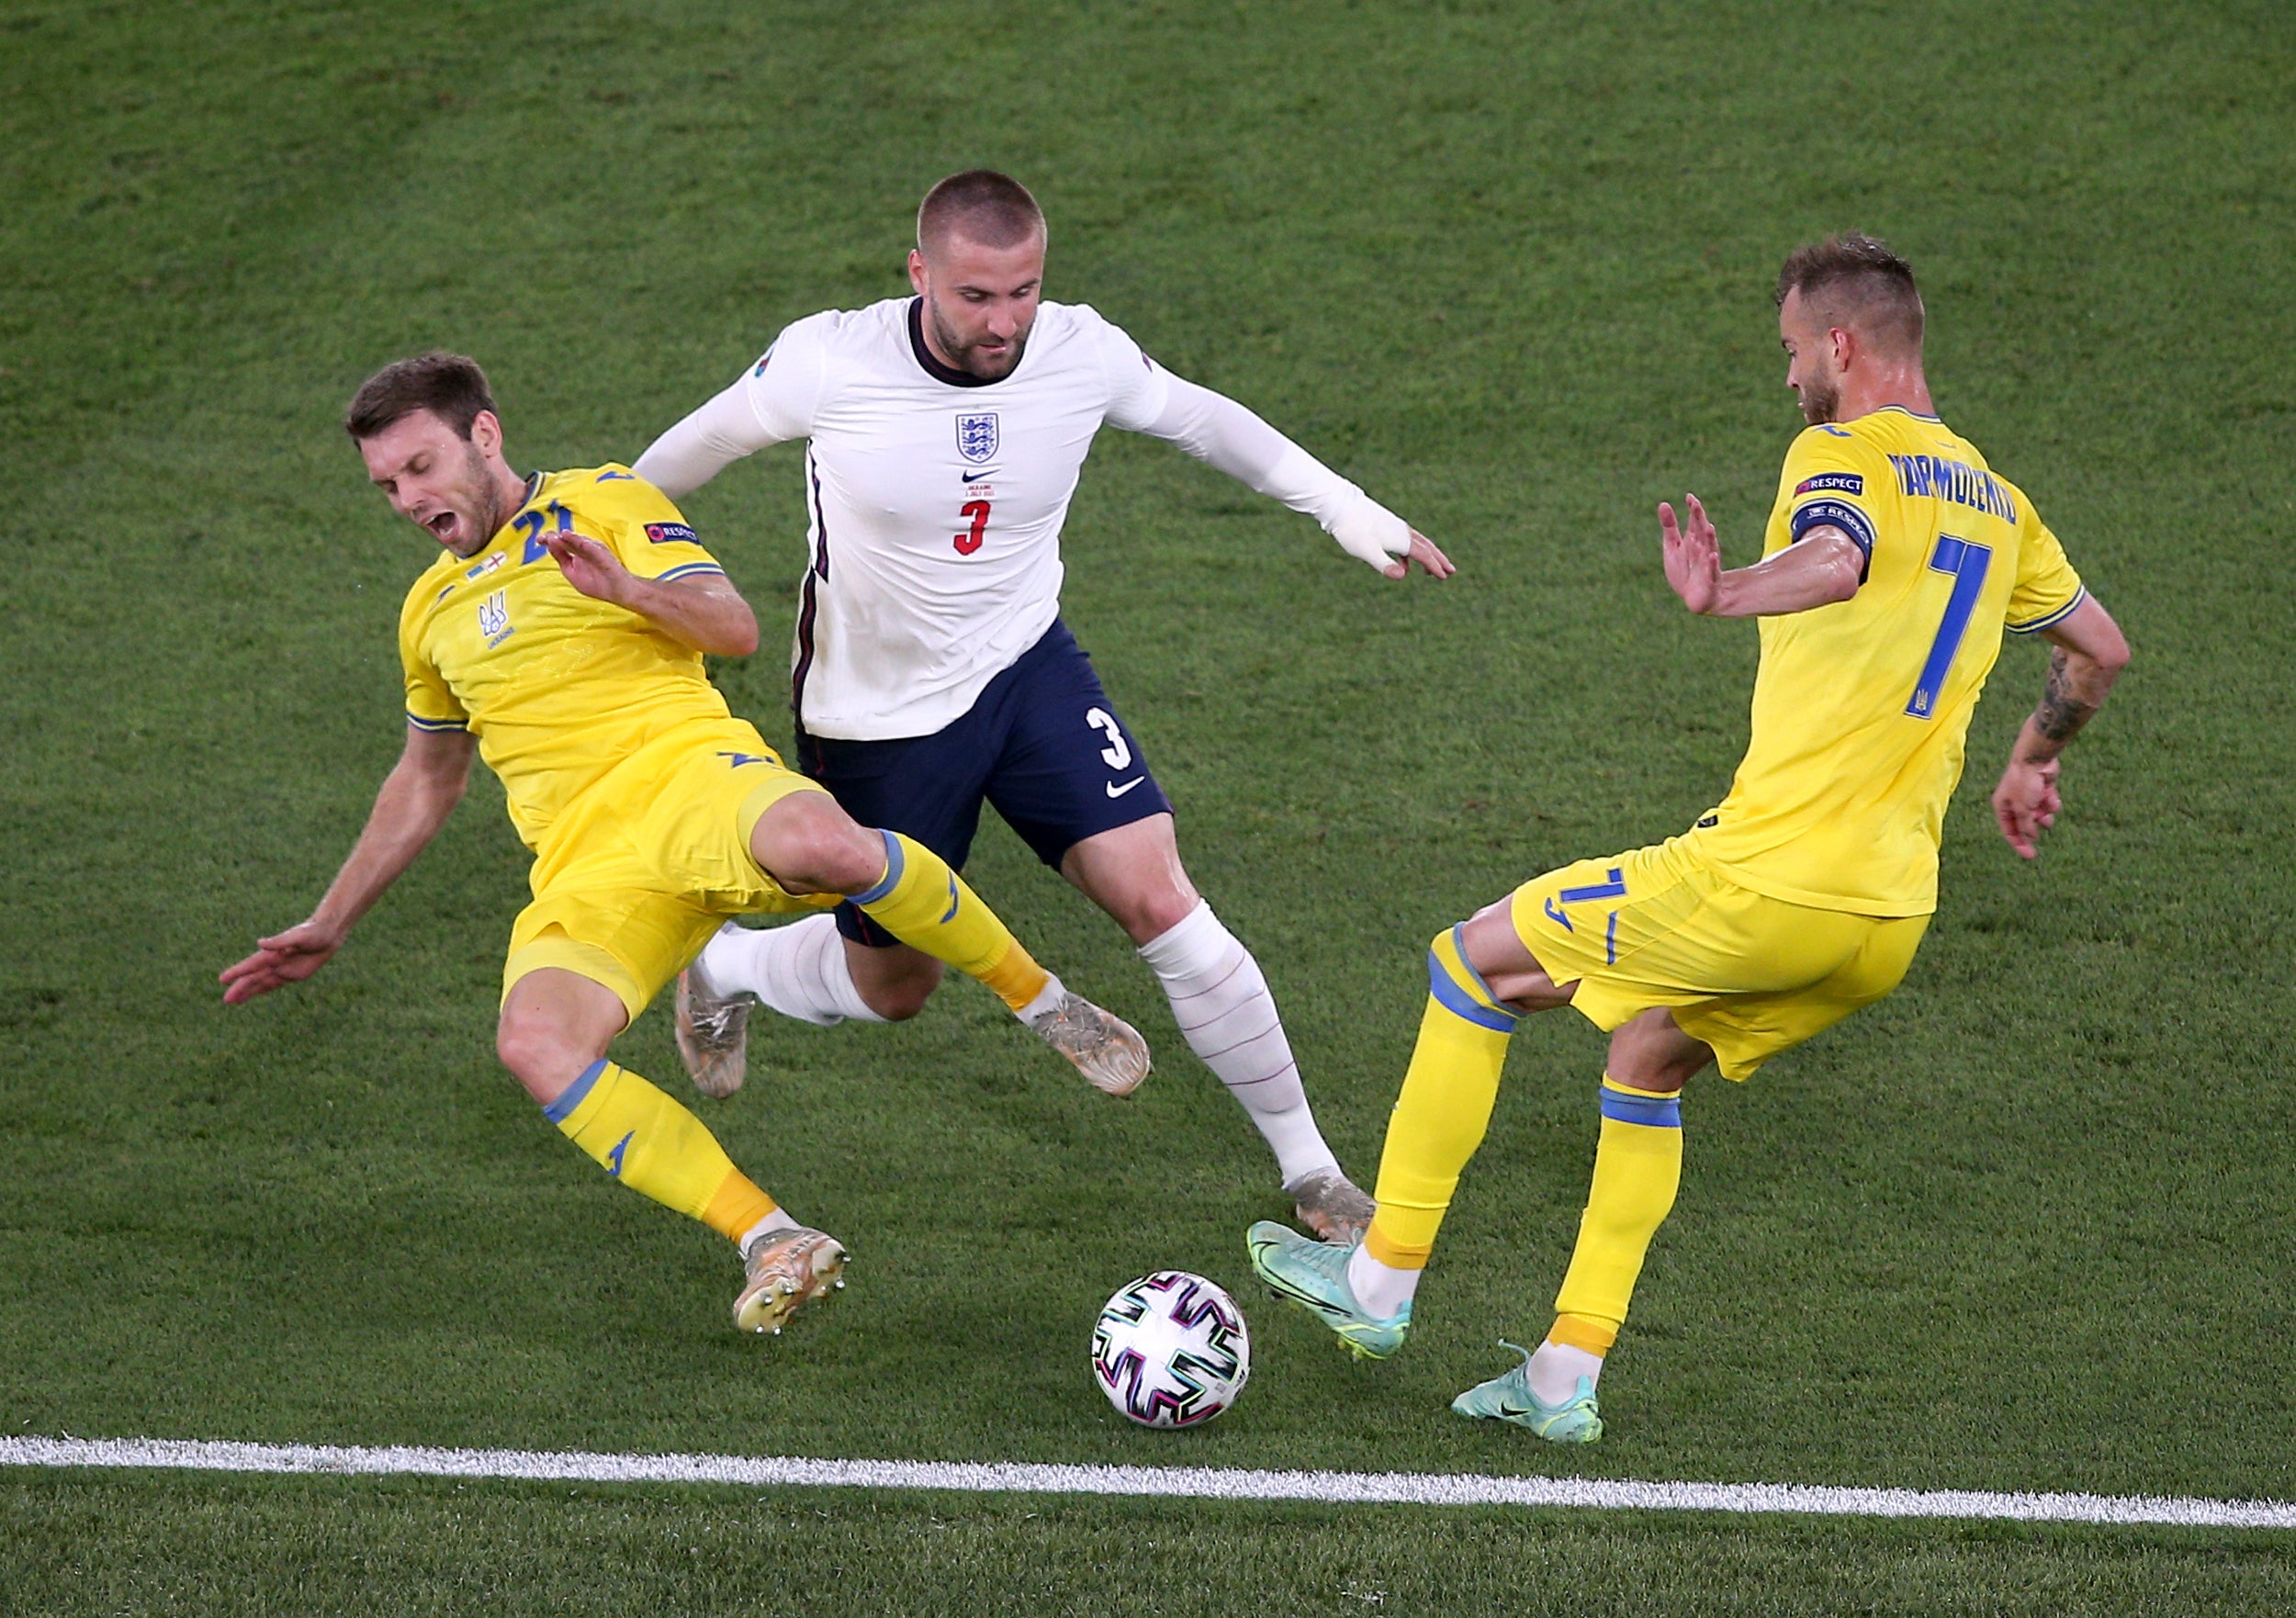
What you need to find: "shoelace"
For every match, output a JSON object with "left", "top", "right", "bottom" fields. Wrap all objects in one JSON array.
[
  {"left": 689, "top": 994, "right": 745, "bottom": 1043},
  {"left": 1036, "top": 997, "right": 1109, "bottom": 1055}
]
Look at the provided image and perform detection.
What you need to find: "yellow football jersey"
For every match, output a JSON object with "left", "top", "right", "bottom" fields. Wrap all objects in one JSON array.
[
  {"left": 1681, "top": 406, "right": 2087, "bottom": 916},
  {"left": 398, "top": 466, "right": 737, "bottom": 851}
]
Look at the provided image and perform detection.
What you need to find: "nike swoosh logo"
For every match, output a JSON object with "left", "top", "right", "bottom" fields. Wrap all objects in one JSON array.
[
  {"left": 1106, "top": 777, "right": 1145, "bottom": 798},
  {"left": 962, "top": 468, "right": 996, "bottom": 483}
]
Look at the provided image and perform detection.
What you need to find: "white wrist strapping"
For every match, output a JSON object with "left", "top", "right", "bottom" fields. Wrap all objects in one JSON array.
[{"left": 1323, "top": 489, "right": 1412, "bottom": 569}]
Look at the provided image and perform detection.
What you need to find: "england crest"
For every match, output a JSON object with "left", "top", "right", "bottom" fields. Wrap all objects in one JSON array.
[{"left": 955, "top": 411, "right": 999, "bottom": 465}]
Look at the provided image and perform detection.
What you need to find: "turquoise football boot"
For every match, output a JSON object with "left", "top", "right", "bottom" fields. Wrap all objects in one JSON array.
[
  {"left": 1449, "top": 1341, "right": 1604, "bottom": 1443},
  {"left": 1244, "top": 1220, "right": 1411, "bottom": 1359}
]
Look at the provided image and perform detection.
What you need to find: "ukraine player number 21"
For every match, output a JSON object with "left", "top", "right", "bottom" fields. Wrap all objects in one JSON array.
[{"left": 954, "top": 499, "right": 990, "bottom": 556}]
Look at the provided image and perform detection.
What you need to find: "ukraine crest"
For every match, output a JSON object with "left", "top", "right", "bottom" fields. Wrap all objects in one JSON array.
[{"left": 955, "top": 411, "right": 1000, "bottom": 464}]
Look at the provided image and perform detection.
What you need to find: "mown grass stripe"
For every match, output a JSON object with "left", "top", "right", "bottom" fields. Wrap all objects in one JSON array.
[{"left": 5, "top": 1438, "right": 2289, "bottom": 1530}]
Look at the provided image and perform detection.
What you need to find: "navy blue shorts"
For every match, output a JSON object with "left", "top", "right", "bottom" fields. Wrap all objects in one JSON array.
[{"left": 793, "top": 619, "right": 1175, "bottom": 947}]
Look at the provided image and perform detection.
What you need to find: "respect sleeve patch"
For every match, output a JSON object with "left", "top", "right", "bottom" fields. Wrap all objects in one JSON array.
[
  {"left": 1789, "top": 498, "right": 1875, "bottom": 581},
  {"left": 1795, "top": 472, "right": 1864, "bottom": 496},
  {"left": 644, "top": 522, "right": 699, "bottom": 545}
]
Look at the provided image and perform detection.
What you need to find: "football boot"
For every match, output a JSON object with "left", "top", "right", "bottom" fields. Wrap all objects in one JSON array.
[
  {"left": 1027, "top": 991, "right": 1152, "bottom": 1096},
  {"left": 1244, "top": 1220, "right": 1410, "bottom": 1359},
  {"left": 735, "top": 1226, "right": 849, "bottom": 1335},
  {"left": 674, "top": 942, "right": 753, "bottom": 1100},
  {"left": 1448, "top": 1341, "right": 1604, "bottom": 1443},
  {"left": 1284, "top": 1168, "right": 1377, "bottom": 1243}
]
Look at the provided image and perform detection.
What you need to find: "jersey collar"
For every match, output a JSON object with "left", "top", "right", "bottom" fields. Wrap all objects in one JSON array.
[
  {"left": 1874, "top": 404, "right": 1944, "bottom": 423},
  {"left": 906, "top": 298, "right": 1004, "bottom": 389}
]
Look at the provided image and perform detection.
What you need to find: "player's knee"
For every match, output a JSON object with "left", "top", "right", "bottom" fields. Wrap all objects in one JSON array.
[
  {"left": 752, "top": 795, "right": 884, "bottom": 895},
  {"left": 495, "top": 1008, "right": 589, "bottom": 1104},
  {"left": 1117, "top": 883, "right": 1199, "bottom": 946}
]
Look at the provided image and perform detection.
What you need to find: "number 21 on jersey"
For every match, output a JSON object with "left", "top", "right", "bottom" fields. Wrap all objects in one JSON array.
[{"left": 954, "top": 500, "right": 990, "bottom": 556}]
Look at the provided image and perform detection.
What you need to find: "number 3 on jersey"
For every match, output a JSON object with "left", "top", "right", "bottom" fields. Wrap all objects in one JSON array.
[{"left": 954, "top": 500, "right": 990, "bottom": 556}]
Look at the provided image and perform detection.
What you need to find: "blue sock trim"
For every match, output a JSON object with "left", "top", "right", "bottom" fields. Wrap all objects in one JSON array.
[
  {"left": 1426, "top": 949, "right": 1520, "bottom": 1034},
  {"left": 544, "top": 1059, "right": 611, "bottom": 1125},
  {"left": 1447, "top": 925, "right": 1515, "bottom": 1012},
  {"left": 1598, "top": 1082, "right": 1682, "bottom": 1129},
  {"left": 850, "top": 828, "right": 905, "bottom": 907}
]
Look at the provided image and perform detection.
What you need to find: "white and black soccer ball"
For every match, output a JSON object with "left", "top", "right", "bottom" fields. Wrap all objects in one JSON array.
[{"left": 1090, "top": 1270, "right": 1250, "bottom": 1429}]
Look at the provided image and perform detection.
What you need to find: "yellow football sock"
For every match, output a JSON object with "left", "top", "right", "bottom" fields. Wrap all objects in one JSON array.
[
  {"left": 850, "top": 830, "right": 1050, "bottom": 1011},
  {"left": 1364, "top": 927, "right": 1520, "bottom": 1270},
  {"left": 545, "top": 1060, "right": 779, "bottom": 1243},
  {"left": 1550, "top": 1075, "right": 1684, "bottom": 1351}
]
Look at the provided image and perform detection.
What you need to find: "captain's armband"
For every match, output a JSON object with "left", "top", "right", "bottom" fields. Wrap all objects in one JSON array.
[{"left": 1788, "top": 499, "right": 1874, "bottom": 582}]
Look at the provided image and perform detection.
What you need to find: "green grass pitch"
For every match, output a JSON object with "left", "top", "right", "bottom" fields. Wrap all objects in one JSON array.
[{"left": 4, "top": 0, "right": 2293, "bottom": 1610}]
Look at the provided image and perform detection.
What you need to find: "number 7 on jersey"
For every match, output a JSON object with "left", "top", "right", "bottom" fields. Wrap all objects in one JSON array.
[{"left": 1906, "top": 533, "right": 1993, "bottom": 719}]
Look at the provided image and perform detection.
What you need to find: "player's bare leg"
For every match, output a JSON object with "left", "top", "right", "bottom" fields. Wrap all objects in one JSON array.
[
  {"left": 1064, "top": 814, "right": 1369, "bottom": 1238},
  {"left": 501, "top": 968, "right": 843, "bottom": 1333},
  {"left": 843, "top": 938, "right": 944, "bottom": 1021}
]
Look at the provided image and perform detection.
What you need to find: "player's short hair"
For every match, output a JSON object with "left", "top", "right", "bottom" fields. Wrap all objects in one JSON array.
[
  {"left": 1775, "top": 234, "right": 1924, "bottom": 354},
  {"left": 917, "top": 170, "right": 1046, "bottom": 257},
  {"left": 344, "top": 351, "right": 497, "bottom": 442}
]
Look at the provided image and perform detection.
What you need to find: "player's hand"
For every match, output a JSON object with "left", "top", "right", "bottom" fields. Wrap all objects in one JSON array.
[
  {"left": 1382, "top": 529, "right": 1456, "bottom": 581},
  {"left": 1991, "top": 756, "right": 2063, "bottom": 860},
  {"left": 1660, "top": 495, "right": 1722, "bottom": 613},
  {"left": 543, "top": 530, "right": 635, "bottom": 606},
  {"left": 219, "top": 920, "right": 344, "bottom": 1005}
]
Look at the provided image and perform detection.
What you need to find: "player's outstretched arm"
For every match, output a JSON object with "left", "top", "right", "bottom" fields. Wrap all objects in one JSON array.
[
  {"left": 542, "top": 531, "right": 760, "bottom": 657},
  {"left": 1991, "top": 594, "right": 2130, "bottom": 860},
  {"left": 1125, "top": 371, "right": 1453, "bottom": 580},
  {"left": 219, "top": 725, "right": 476, "bottom": 1004},
  {"left": 631, "top": 378, "right": 780, "bottom": 500},
  {"left": 1660, "top": 495, "right": 1863, "bottom": 618}
]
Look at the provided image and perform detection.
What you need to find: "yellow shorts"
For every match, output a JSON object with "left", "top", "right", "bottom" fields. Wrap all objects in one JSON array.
[
  {"left": 1509, "top": 837, "right": 1929, "bottom": 1081},
  {"left": 503, "top": 718, "right": 838, "bottom": 1022}
]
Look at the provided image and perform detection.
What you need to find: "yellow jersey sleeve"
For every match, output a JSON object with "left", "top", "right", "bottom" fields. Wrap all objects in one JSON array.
[
  {"left": 398, "top": 566, "right": 469, "bottom": 733},
  {"left": 2004, "top": 506, "right": 2087, "bottom": 635},
  {"left": 573, "top": 465, "right": 727, "bottom": 586},
  {"left": 1766, "top": 425, "right": 1890, "bottom": 580}
]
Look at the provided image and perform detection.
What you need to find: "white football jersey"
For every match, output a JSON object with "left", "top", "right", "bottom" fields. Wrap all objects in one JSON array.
[{"left": 736, "top": 298, "right": 1170, "bottom": 740}]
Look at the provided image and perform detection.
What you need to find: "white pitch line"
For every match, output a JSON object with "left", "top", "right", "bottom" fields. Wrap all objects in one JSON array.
[{"left": 2, "top": 1437, "right": 2289, "bottom": 1530}]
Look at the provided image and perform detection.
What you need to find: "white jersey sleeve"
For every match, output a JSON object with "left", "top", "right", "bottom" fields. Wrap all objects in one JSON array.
[
  {"left": 632, "top": 313, "right": 835, "bottom": 500},
  {"left": 1092, "top": 314, "right": 1411, "bottom": 568}
]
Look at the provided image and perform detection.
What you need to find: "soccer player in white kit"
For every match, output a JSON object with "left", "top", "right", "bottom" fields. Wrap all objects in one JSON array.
[{"left": 633, "top": 171, "right": 1453, "bottom": 1241}]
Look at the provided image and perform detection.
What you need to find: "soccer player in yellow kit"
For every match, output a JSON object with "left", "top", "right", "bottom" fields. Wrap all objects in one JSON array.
[
  {"left": 1249, "top": 235, "right": 2132, "bottom": 1440},
  {"left": 220, "top": 352, "right": 1146, "bottom": 1336}
]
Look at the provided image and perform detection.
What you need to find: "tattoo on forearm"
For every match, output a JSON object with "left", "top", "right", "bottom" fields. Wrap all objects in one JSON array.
[{"left": 2029, "top": 646, "right": 2099, "bottom": 751}]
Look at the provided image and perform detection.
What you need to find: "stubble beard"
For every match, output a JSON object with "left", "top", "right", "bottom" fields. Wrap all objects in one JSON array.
[
  {"left": 443, "top": 441, "right": 512, "bottom": 558},
  {"left": 1798, "top": 371, "right": 1842, "bottom": 427},
  {"left": 929, "top": 298, "right": 1030, "bottom": 381}
]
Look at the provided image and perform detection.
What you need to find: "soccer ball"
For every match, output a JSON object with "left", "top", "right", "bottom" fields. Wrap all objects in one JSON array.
[{"left": 1090, "top": 1271, "right": 1250, "bottom": 1429}]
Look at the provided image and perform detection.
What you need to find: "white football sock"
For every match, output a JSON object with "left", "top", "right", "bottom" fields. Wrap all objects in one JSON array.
[
  {"left": 737, "top": 1207, "right": 801, "bottom": 1256},
  {"left": 1015, "top": 972, "right": 1067, "bottom": 1024},
  {"left": 1138, "top": 901, "right": 1337, "bottom": 1185},
  {"left": 1345, "top": 1243, "right": 1421, "bottom": 1320},
  {"left": 692, "top": 914, "right": 886, "bottom": 1028},
  {"left": 1528, "top": 1340, "right": 1605, "bottom": 1406}
]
